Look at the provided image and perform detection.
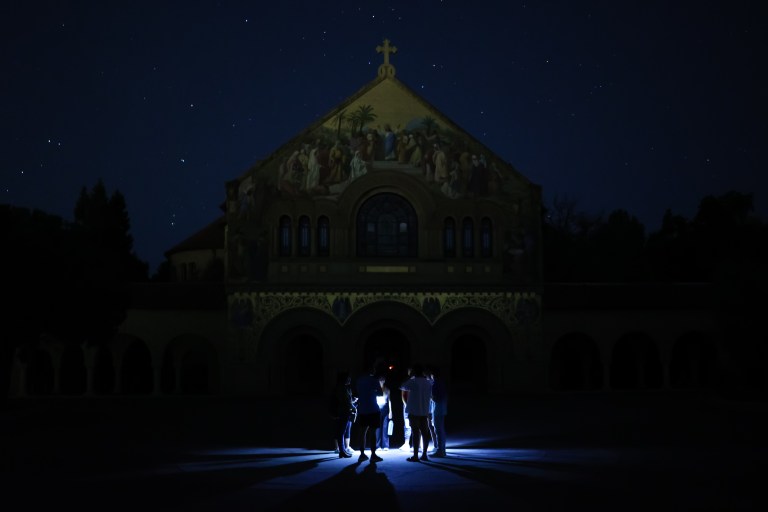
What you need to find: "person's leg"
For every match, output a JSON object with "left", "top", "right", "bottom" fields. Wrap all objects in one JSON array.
[
  {"left": 412, "top": 418, "right": 421, "bottom": 457},
  {"left": 369, "top": 419, "right": 383, "bottom": 462},
  {"left": 428, "top": 414, "right": 437, "bottom": 450},
  {"left": 369, "top": 424, "right": 377, "bottom": 456},
  {"left": 435, "top": 414, "right": 446, "bottom": 453},
  {"left": 344, "top": 419, "right": 352, "bottom": 453},
  {"left": 359, "top": 426, "right": 369, "bottom": 459},
  {"left": 382, "top": 415, "right": 390, "bottom": 449},
  {"left": 335, "top": 424, "right": 343, "bottom": 455},
  {"left": 401, "top": 413, "right": 411, "bottom": 450},
  {"left": 421, "top": 417, "right": 431, "bottom": 458},
  {"left": 336, "top": 417, "right": 350, "bottom": 458},
  {"left": 360, "top": 424, "right": 367, "bottom": 454}
]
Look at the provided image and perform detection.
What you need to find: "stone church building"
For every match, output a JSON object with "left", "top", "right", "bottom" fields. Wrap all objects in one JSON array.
[{"left": 9, "top": 41, "right": 724, "bottom": 399}]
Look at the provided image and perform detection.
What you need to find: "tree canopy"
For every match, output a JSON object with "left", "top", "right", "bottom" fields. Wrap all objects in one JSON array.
[{"left": 0, "top": 180, "right": 148, "bottom": 402}]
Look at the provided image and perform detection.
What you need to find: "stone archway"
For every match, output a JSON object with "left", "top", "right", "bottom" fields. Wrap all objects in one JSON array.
[
  {"left": 362, "top": 328, "right": 411, "bottom": 379},
  {"left": 258, "top": 307, "right": 341, "bottom": 395},
  {"left": 450, "top": 334, "right": 489, "bottom": 396},
  {"left": 609, "top": 332, "right": 663, "bottom": 390},
  {"left": 550, "top": 332, "right": 603, "bottom": 391},
  {"left": 670, "top": 331, "right": 718, "bottom": 389},
  {"left": 160, "top": 335, "right": 220, "bottom": 395},
  {"left": 343, "top": 300, "right": 430, "bottom": 376},
  {"left": 121, "top": 339, "right": 153, "bottom": 395},
  {"left": 93, "top": 345, "right": 115, "bottom": 395},
  {"left": 27, "top": 347, "right": 54, "bottom": 396},
  {"left": 285, "top": 333, "right": 325, "bottom": 396},
  {"left": 435, "top": 307, "right": 512, "bottom": 395},
  {"left": 59, "top": 343, "right": 86, "bottom": 395}
]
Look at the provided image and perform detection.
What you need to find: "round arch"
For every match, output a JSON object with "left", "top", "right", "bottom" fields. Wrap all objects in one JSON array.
[
  {"left": 355, "top": 192, "right": 418, "bottom": 257},
  {"left": 670, "top": 331, "right": 718, "bottom": 389},
  {"left": 59, "top": 343, "right": 86, "bottom": 395},
  {"left": 435, "top": 307, "right": 513, "bottom": 395},
  {"left": 609, "top": 331, "right": 663, "bottom": 390},
  {"left": 339, "top": 171, "right": 438, "bottom": 223},
  {"left": 27, "top": 347, "right": 54, "bottom": 396},
  {"left": 120, "top": 338, "right": 153, "bottom": 395},
  {"left": 258, "top": 307, "right": 341, "bottom": 394},
  {"left": 343, "top": 300, "right": 432, "bottom": 376},
  {"left": 550, "top": 332, "right": 603, "bottom": 391},
  {"left": 160, "top": 334, "right": 220, "bottom": 395},
  {"left": 93, "top": 345, "right": 115, "bottom": 395}
]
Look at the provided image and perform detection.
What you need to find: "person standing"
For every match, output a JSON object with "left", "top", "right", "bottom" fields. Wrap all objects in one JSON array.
[
  {"left": 331, "top": 371, "right": 356, "bottom": 458},
  {"left": 355, "top": 364, "right": 385, "bottom": 463},
  {"left": 383, "top": 124, "right": 396, "bottom": 161},
  {"left": 376, "top": 372, "right": 392, "bottom": 451},
  {"left": 348, "top": 150, "right": 368, "bottom": 182},
  {"left": 432, "top": 143, "right": 448, "bottom": 183},
  {"left": 430, "top": 365, "right": 448, "bottom": 457},
  {"left": 399, "top": 365, "right": 413, "bottom": 451},
  {"left": 426, "top": 366, "right": 437, "bottom": 452},
  {"left": 400, "top": 363, "right": 433, "bottom": 462}
]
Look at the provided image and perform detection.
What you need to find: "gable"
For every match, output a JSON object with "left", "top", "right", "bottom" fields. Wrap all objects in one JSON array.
[{"left": 229, "top": 41, "right": 540, "bottom": 212}]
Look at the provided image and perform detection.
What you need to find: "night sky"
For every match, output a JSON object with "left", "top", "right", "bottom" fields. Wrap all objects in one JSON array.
[{"left": 3, "top": 1, "right": 766, "bottom": 273}]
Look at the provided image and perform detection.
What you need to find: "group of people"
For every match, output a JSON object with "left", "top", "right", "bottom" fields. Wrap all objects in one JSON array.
[{"left": 329, "top": 361, "right": 447, "bottom": 464}]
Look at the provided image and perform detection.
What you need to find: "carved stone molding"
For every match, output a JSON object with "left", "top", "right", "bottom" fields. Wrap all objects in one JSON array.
[{"left": 227, "top": 290, "right": 540, "bottom": 362}]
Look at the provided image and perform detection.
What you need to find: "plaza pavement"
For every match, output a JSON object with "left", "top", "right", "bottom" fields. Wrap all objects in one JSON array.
[{"left": 2, "top": 390, "right": 766, "bottom": 511}]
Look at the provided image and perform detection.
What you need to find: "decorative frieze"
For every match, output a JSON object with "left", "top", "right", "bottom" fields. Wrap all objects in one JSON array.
[{"left": 227, "top": 289, "right": 541, "bottom": 361}]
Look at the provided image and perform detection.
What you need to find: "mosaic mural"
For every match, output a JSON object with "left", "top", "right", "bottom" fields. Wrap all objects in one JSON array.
[{"left": 231, "top": 39, "right": 530, "bottom": 218}]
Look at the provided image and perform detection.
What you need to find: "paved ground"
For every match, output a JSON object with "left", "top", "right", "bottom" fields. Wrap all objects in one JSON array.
[{"left": 2, "top": 391, "right": 766, "bottom": 511}]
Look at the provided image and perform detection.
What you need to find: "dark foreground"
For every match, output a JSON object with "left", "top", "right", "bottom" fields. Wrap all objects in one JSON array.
[{"left": 2, "top": 391, "right": 766, "bottom": 511}]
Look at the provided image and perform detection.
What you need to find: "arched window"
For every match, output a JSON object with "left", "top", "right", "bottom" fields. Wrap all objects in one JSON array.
[
  {"left": 356, "top": 193, "right": 418, "bottom": 257},
  {"left": 298, "top": 216, "right": 311, "bottom": 256},
  {"left": 462, "top": 217, "right": 474, "bottom": 257},
  {"left": 480, "top": 217, "right": 493, "bottom": 257},
  {"left": 279, "top": 216, "right": 292, "bottom": 257},
  {"left": 317, "top": 216, "right": 330, "bottom": 257},
  {"left": 443, "top": 217, "right": 456, "bottom": 257}
]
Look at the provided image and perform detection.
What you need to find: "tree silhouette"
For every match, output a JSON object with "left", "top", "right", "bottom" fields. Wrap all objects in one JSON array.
[
  {"left": 0, "top": 181, "right": 148, "bottom": 402},
  {"left": 349, "top": 104, "right": 377, "bottom": 134},
  {"left": 1, "top": 206, "right": 69, "bottom": 404},
  {"left": 588, "top": 209, "right": 648, "bottom": 281},
  {"left": 421, "top": 116, "right": 438, "bottom": 136},
  {"left": 334, "top": 109, "right": 347, "bottom": 139},
  {"left": 74, "top": 179, "right": 148, "bottom": 282}
]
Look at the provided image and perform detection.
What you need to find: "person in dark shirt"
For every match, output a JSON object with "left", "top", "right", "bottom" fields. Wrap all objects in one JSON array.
[{"left": 355, "top": 363, "right": 385, "bottom": 463}]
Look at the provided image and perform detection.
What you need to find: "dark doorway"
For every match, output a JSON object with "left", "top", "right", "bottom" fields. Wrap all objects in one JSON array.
[
  {"left": 363, "top": 328, "right": 410, "bottom": 377},
  {"left": 28, "top": 348, "right": 54, "bottom": 395},
  {"left": 451, "top": 334, "right": 489, "bottom": 395},
  {"left": 610, "top": 333, "right": 663, "bottom": 390},
  {"left": 286, "top": 334, "right": 324, "bottom": 395},
  {"left": 121, "top": 340, "right": 153, "bottom": 395},
  {"left": 670, "top": 333, "right": 718, "bottom": 389},
  {"left": 93, "top": 346, "right": 115, "bottom": 395},
  {"left": 60, "top": 344, "right": 86, "bottom": 395},
  {"left": 550, "top": 333, "right": 603, "bottom": 391}
]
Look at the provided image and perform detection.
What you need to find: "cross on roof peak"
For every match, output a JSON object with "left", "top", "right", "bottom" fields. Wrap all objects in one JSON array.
[{"left": 376, "top": 38, "right": 397, "bottom": 78}]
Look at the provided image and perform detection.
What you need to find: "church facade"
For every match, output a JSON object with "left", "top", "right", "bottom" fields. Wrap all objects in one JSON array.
[
  {"left": 219, "top": 39, "right": 546, "bottom": 396},
  {"left": 8, "top": 41, "right": 725, "bottom": 400}
]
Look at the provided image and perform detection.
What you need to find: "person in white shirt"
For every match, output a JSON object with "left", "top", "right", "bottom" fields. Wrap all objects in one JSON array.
[{"left": 399, "top": 363, "right": 433, "bottom": 462}]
